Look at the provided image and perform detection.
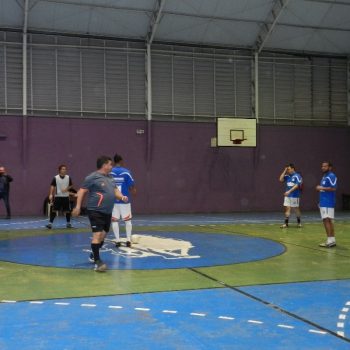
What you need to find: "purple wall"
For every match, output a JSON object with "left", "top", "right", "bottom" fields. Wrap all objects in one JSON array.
[{"left": 0, "top": 115, "right": 349, "bottom": 216}]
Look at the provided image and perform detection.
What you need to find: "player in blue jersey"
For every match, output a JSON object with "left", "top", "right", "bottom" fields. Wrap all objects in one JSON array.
[
  {"left": 279, "top": 163, "right": 303, "bottom": 228},
  {"left": 316, "top": 161, "right": 337, "bottom": 248},
  {"left": 110, "top": 154, "right": 136, "bottom": 248}
]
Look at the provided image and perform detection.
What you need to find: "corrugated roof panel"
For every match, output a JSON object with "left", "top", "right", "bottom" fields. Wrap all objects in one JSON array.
[
  {"left": 0, "top": 0, "right": 22, "bottom": 28},
  {"left": 156, "top": 14, "right": 260, "bottom": 47}
]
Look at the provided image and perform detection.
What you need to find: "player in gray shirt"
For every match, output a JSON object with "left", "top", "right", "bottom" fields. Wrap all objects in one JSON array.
[{"left": 72, "top": 156, "right": 127, "bottom": 272}]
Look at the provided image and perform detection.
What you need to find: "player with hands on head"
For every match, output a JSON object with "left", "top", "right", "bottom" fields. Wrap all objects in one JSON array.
[{"left": 279, "top": 163, "right": 303, "bottom": 228}]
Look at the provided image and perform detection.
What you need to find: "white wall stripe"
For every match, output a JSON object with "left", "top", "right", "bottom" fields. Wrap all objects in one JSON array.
[{"left": 81, "top": 304, "right": 96, "bottom": 307}]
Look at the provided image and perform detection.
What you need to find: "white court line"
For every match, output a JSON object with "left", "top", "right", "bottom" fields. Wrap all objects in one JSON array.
[
  {"left": 309, "top": 329, "right": 327, "bottom": 335},
  {"left": 337, "top": 300, "right": 350, "bottom": 337},
  {"left": 81, "top": 304, "right": 96, "bottom": 307},
  {"left": 108, "top": 305, "right": 123, "bottom": 309},
  {"left": 248, "top": 320, "right": 263, "bottom": 324},
  {"left": 278, "top": 324, "right": 294, "bottom": 329},
  {"left": 190, "top": 312, "right": 206, "bottom": 317},
  {"left": 29, "top": 301, "right": 44, "bottom": 304},
  {"left": 54, "top": 302, "right": 70, "bottom": 306},
  {"left": 218, "top": 316, "right": 234, "bottom": 320},
  {"left": 135, "top": 307, "right": 150, "bottom": 311},
  {"left": 162, "top": 310, "right": 178, "bottom": 314},
  {"left": 1, "top": 300, "right": 16, "bottom": 303}
]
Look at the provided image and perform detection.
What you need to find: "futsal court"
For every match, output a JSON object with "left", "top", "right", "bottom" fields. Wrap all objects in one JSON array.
[
  {"left": 1, "top": 213, "right": 350, "bottom": 349},
  {"left": 1, "top": 1, "right": 350, "bottom": 349}
]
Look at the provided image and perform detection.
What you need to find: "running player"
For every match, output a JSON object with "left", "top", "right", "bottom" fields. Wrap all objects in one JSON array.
[
  {"left": 46, "top": 165, "right": 73, "bottom": 229},
  {"left": 279, "top": 163, "right": 303, "bottom": 228},
  {"left": 110, "top": 153, "right": 136, "bottom": 248},
  {"left": 316, "top": 161, "right": 337, "bottom": 248},
  {"left": 72, "top": 156, "right": 127, "bottom": 272}
]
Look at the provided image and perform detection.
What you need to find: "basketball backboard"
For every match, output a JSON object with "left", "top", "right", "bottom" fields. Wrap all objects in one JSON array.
[{"left": 216, "top": 117, "right": 256, "bottom": 147}]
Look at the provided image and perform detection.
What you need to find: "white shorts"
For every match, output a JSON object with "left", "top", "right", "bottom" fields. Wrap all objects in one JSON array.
[
  {"left": 112, "top": 203, "right": 132, "bottom": 221},
  {"left": 320, "top": 207, "right": 335, "bottom": 220},
  {"left": 283, "top": 197, "right": 300, "bottom": 208}
]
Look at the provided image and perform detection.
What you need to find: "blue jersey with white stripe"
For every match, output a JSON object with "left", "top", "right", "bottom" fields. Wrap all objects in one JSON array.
[
  {"left": 319, "top": 171, "right": 337, "bottom": 208},
  {"left": 284, "top": 172, "right": 302, "bottom": 198},
  {"left": 110, "top": 166, "right": 135, "bottom": 204}
]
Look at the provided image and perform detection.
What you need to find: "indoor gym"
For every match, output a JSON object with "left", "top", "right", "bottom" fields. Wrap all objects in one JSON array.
[{"left": 1, "top": 1, "right": 350, "bottom": 349}]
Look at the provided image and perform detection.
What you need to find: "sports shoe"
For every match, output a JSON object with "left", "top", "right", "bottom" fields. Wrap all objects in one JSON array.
[
  {"left": 319, "top": 242, "right": 336, "bottom": 248},
  {"left": 66, "top": 223, "right": 72, "bottom": 228},
  {"left": 297, "top": 223, "right": 302, "bottom": 228},
  {"left": 280, "top": 224, "right": 288, "bottom": 229},
  {"left": 89, "top": 253, "right": 94, "bottom": 263},
  {"left": 115, "top": 242, "right": 121, "bottom": 248},
  {"left": 94, "top": 260, "right": 107, "bottom": 272},
  {"left": 126, "top": 241, "right": 131, "bottom": 247},
  {"left": 46, "top": 223, "right": 52, "bottom": 229}
]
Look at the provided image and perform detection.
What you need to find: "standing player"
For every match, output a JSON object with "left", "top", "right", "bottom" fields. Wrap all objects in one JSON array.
[
  {"left": 0, "top": 166, "right": 13, "bottom": 219},
  {"left": 316, "top": 161, "right": 337, "bottom": 248},
  {"left": 46, "top": 165, "right": 73, "bottom": 229},
  {"left": 72, "top": 156, "right": 127, "bottom": 272},
  {"left": 279, "top": 164, "right": 303, "bottom": 228},
  {"left": 111, "top": 153, "right": 136, "bottom": 248}
]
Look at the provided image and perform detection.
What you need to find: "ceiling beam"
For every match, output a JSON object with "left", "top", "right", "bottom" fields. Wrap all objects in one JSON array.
[
  {"left": 255, "top": 0, "right": 291, "bottom": 54},
  {"left": 304, "top": 0, "right": 350, "bottom": 6},
  {"left": 146, "top": 0, "right": 166, "bottom": 45}
]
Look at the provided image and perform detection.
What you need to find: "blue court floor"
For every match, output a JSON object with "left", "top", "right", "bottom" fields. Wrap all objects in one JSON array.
[
  {"left": 1, "top": 212, "right": 350, "bottom": 349},
  {"left": 1, "top": 283, "right": 350, "bottom": 350}
]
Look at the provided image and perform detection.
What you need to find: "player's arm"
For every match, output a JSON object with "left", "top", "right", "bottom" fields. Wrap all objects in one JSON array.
[
  {"left": 114, "top": 187, "right": 128, "bottom": 202},
  {"left": 284, "top": 183, "right": 298, "bottom": 196},
  {"left": 72, "top": 188, "right": 88, "bottom": 216},
  {"left": 316, "top": 186, "right": 336, "bottom": 192},
  {"left": 279, "top": 168, "right": 288, "bottom": 182},
  {"left": 48, "top": 184, "right": 56, "bottom": 203},
  {"left": 316, "top": 177, "right": 337, "bottom": 192}
]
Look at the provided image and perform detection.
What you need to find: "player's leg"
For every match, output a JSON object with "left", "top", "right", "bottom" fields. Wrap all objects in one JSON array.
[
  {"left": 112, "top": 204, "right": 121, "bottom": 247},
  {"left": 291, "top": 198, "right": 301, "bottom": 227},
  {"left": 281, "top": 197, "right": 291, "bottom": 228},
  {"left": 88, "top": 211, "right": 110, "bottom": 271},
  {"left": 3, "top": 193, "right": 11, "bottom": 219},
  {"left": 121, "top": 204, "right": 133, "bottom": 247},
  {"left": 319, "top": 208, "right": 336, "bottom": 248},
  {"left": 62, "top": 197, "right": 72, "bottom": 228},
  {"left": 46, "top": 197, "right": 59, "bottom": 228}
]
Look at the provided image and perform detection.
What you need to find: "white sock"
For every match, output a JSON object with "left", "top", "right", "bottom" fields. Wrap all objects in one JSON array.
[
  {"left": 329, "top": 237, "right": 335, "bottom": 243},
  {"left": 112, "top": 221, "right": 120, "bottom": 242},
  {"left": 125, "top": 220, "right": 132, "bottom": 241}
]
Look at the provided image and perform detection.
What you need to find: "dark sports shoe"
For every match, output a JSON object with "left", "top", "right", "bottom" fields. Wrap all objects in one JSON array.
[
  {"left": 319, "top": 242, "right": 336, "bottom": 248},
  {"left": 115, "top": 242, "right": 121, "bottom": 248},
  {"left": 89, "top": 253, "right": 94, "bottom": 263},
  {"left": 94, "top": 260, "right": 107, "bottom": 272},
  {"left": 126, "top": 241, "right": 131, "bottom": 247},
  {"left": 66, "top": 223, "right": 72, "bottom": 228},
  {"left": 46, "top": 223, "right": 52, "bottom": 229}
]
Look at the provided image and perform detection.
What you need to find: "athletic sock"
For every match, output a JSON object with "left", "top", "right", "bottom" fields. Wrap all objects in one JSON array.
[
  {"left": 112, "top": 222, "right": 120, "bottom": 242},
  {"left": 66, "top": 212, "right": 71, "bottom": 223},
  {"left": 284, "top": 217, "right": 289, "bottom": 226},
  {"left": 91, "top": 243, "right": 100, "bottom": 262},
  {"left": 125, "top": 220, "right": 132, "bottom": 241},
  {"left": 49, "top": 211, "right": 56, "bottom": 223}
]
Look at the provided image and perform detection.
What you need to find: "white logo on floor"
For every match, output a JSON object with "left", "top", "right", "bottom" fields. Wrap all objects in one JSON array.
[{"left": 102, "top": 234, "right": 200, "bottom": 260}]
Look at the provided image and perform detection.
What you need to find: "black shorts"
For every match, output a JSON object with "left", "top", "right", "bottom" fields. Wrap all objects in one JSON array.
[
  {"left": 87, "top": 210, "right": 112, "bottom": 233},
  {"left": 53, "top": 197, "right": 71, "bottom": 212}
]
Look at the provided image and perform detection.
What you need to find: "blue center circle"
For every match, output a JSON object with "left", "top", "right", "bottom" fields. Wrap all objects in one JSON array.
[{"left": 0, "top": 231, "right": 285, "bottom": 270}]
